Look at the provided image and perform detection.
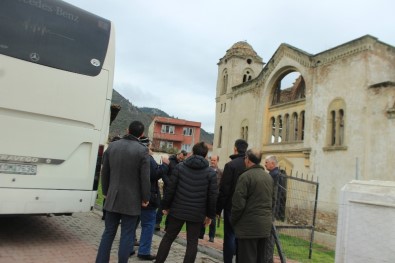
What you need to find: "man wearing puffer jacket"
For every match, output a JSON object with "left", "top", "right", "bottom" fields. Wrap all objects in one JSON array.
[{"left": 155, "top": 142, "right": 218, "bottom": 263}]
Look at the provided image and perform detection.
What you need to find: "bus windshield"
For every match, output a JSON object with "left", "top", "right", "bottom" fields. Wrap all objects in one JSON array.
[{"left": 0, "top": 0, "right": 111, "bottom": 76}]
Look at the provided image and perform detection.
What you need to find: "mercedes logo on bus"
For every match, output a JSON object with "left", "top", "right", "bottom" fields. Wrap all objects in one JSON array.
[{"left": 30, "top": 52, "right": 40, "bottom": 62}]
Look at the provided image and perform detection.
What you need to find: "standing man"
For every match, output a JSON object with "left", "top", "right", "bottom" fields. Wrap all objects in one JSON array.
[
  {"left": 199, "top": 155, "right": 223, "bottom": 242},
  {"left": 264, "top": 155, "right": 288, "bottom": 262},
  {"left": 155, "top": 150, "right": 188, "bottom": 231},
  {"left": 231, "top": 149, "right": 275, "bottom": 263},
  {"left": 216, "top": 139, "right": 248, "bottom": 263},
  {"left": 264, "top": 155, "right": 287, "bottom": 221},
  {"left": 155, "top": 142, "right": 218, "bottom": 263},
  {"left": 137, "top": 137, "right": 169, "bottom": 261},
  {"left": 96, "top": 121, "right": 151, "bottom": 263}
]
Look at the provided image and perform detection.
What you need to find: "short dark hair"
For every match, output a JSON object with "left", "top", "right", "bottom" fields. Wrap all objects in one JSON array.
[
  {"left": 192, "top": 142, "right": 208, "bottom": 158},
  {"left": 246, "top": 149, "right": 262, "bottom": 164},
  {"left": 178, "top": 150, "right": 187, "bottom": 156},
  {"left": 128, "top": 121, "right": 144, "bottom": 137},
  {"left": 235, "top": 139, "right": 248, "bottom": 154}
]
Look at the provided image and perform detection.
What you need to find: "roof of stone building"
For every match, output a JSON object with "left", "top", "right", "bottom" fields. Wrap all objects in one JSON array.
[{"left": 223, "top": 41, "right": 263, "bottom": 61}]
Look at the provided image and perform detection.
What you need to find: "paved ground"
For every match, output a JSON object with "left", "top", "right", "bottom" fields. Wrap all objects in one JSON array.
[{"left": 0, "top": 209, "right": 222, "bottom": 263}]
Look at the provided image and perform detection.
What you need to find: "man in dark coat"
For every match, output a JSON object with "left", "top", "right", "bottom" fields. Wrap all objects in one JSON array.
[
  {"left": 216, "top": 139, "right": 248, "bottom": 263},
  {"left": 264, "top": 155, "right": 288, "bottom": 263},
  {"left": 96, "top": 121, "right": 151, "bottom": 263},
  {"left": 231, "top": 149, "right": 275, "bottom": 263},
  {"left": 155, "top": 142, "right": 218, "bottom": 263},
  {"left": 136, "top": 137, "right": 169, "bottom": 261},
  {"left": 155, "top": 150, "right": 187, "bottom": 231}
]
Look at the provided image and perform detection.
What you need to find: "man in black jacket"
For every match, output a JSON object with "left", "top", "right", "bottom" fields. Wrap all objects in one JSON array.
[
  {"left": 216, "top": 139, "right": 248, "bottom": 263},
  {"left": 155, "top": 142, "right": 218, "bottom": 263},
  {"left": 155, "top": 150, "right": 187, "bottom": 231}
]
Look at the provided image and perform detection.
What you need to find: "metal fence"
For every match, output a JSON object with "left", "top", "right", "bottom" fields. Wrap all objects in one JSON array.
[{"left": 271, "top": 171, "right": 319, "bottom": 263}]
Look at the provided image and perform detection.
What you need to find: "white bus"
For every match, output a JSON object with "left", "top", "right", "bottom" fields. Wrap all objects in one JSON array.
[{"left": 0, "top": 0, "right": 115, "bottom": 215}]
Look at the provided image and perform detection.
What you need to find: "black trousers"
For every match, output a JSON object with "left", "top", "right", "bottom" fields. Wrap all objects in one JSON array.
[
  {"left": 237, "top": 237, "right": 271, "bottom": 263},
  {"left": 155, "top": 215, "right": 201, "bottom": 263}
]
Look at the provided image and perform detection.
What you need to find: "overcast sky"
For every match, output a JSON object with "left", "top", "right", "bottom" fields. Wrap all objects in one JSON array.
[{"left": 67, "top": 0, "right": 394, "bottom": 133}]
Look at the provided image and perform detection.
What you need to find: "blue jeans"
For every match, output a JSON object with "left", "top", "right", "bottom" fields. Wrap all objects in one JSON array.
[
  {"left": 223, "top": 209, "right": 236, "bottom": 263},
  {"left": 96, "top": 211, "right": 138, "bottom": 263},
  {"left": 138, "top": 208, "right": 156, "bottom": 255}
]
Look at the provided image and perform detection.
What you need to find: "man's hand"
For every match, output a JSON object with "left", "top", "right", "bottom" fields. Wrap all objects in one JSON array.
[
  {"left": 161, "top": 156, "right": 170, "bottom": 165},
  {"left": 141, "top": 201, "right": 149, "bottom": 207},
  {"left": 162, "top": 209, "right": 169, "bottom": 215},
  {"left": 204, "top": 217, "right": 212, "bottom": 227}
]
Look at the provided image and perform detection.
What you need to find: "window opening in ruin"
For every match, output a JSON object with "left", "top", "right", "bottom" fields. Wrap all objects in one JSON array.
[
  {"left": 222, "top": 70, "right": 228, "bottom": 95},
  {"left": 272, "top": 72, "right": 304, "bottom": 105},
  {"left": 339, "top": 109, "right": 344, "bottom": 145},
  {"left": 331, "top": 111, "right": 336, "bottom": 145},
  {"left": 284, "top": 114, "right": 290, "bottom": 142},
  {"left": 243, "top": 69, "right": 253, "bottom": 83},
  {"left": 300, "top": 111, "right": 305, "bottom": 140},
  {"left": 241, "top": 125, "right": 249, "bottom": 141},
  {"left": 326, "top": 99, "right": 346, "bottom": 149},
  {"left": 292, "top": 113, "right": 298, "bottom": 141},
  {"left": 271, "top": 117, "right": 276, "bottom": 143},
  {"left": 218, "top": 126, "right": 222, "bottom": 148}
]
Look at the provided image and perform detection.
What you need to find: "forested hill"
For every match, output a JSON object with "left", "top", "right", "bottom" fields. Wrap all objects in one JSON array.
[{"left": 110, "top": 90, "right": 214, "bottom": 144}]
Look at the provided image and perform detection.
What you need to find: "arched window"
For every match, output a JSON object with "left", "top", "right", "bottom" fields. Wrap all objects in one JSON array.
[
  {"left": 218, "top": 126, "right": 223, "bottom": 148},
  {"left": 284, "top": 114, "right": 290, "bottom": 142},
  {"left": 268, "top": 73, "right": 306, "bottom": 144},
  {"left": 339, "top": 109, "right": 344, "bottom": 145},
  {"left": 326, "top": 99, "right": 346, "bottom": 148},
  {"left": 242, "top": 69, "right": 254, "bottom": 83},
  {"left": 221, "top": 70, "right": 228, "bottom": 95},
  {"left": 300, "top": 111, "right": 305, "bottom": 141},
  {"left": 241, "top": 119, "right": 249, "bottom": 142},
  {"left": 292, "top": 112, "right": 298, "bottom": 141},
  {"left": 277, "top": 115, "right": 283, "bottom": 142},
  {"left": 271, "top": 117, "right": 276, "bottom": 143}
]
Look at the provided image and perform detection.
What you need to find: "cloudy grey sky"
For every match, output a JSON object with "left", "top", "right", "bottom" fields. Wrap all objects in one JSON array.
[{"left": 67, "top": 0, "right": 394, "bottom": 133}]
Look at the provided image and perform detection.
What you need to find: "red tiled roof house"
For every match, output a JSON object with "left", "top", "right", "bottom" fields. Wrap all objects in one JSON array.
[{"left": 148, "top": 116, "right": 201, "bottom": 153}]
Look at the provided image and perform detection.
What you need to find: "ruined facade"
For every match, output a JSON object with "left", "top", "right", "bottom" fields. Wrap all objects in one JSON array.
[{"left": 213, "top": 35, "right": 395, "bottom": 213}]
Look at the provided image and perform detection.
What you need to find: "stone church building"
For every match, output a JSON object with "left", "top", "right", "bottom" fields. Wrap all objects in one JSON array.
[{"left": 213, "top": 35, "right": 395, "bottom": 214}]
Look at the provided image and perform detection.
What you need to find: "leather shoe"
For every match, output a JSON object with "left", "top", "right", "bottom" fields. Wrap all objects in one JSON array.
[
  {"left": 209, "top": 237, "right": 214, "bottom": 242},
  {"left": 134, "top": 241, "right": 140, "bottom": 246},
  {"left": 129, "top": 251, "right": 135, "bottom": 257},
  {"left": 137, "top": 254, "right": 156, "bottom": 260}
]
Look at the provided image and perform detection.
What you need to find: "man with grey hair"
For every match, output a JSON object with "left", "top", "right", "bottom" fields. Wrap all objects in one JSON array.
[
  {"left": 231, "top": 148, "right": 275, "bottom": 262},
  {"left": 264, "top": 155, "right": 287, "bottom": 263},
  {"left": 264, "top": 155, "right": 287, "bottom": 221}
]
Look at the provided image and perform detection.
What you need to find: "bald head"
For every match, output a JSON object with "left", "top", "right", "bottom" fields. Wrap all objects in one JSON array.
[{"left": 245, "top": 148, "right": 262, "bottom": 167}]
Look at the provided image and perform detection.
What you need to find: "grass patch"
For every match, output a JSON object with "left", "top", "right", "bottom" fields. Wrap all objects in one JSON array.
[
  {"left": 278, "top": 233, "right": 335, "bottom": 262},
  {"left": 96, "top": 182, "right": 104, "bottom": 206}
]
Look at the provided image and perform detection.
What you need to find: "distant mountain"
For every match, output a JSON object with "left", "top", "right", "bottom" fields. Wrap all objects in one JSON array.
[
  {"left": 139, "top": 107, "right": 170, "bottom": 118},
  {"left": 110, "top": 90, "right": 214, "bottom": 145}
]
